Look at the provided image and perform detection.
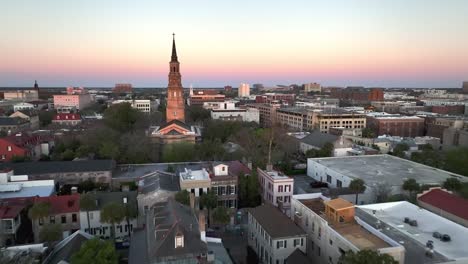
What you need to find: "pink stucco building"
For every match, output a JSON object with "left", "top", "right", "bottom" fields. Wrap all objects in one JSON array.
[
  {"left": 53, "top": 93, "right": 92, "bottom": 110},
  {"left": 257, "top": 167, "right": 294, "bottom": 216}
]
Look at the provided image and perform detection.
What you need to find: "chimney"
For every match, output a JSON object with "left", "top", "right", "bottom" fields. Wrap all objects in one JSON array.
[
  {"left": 199, "top": 211, "right": 206, "bottom": 242},
  {"left": 189, "top": 193, "right": 195, "bottom": 209},
  {"left": 71, "top": 186, "right": 78, "bottom": 194},
  {"left": 266, "top": 164, "right": 273, "bottom": 172},
  {"left": 247, "top": 161, "right": 252, "bottom": 170}
]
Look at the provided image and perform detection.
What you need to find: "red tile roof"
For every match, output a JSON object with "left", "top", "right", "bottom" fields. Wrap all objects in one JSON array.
[
  {"left": 227, "top": 160, "right": 252, "bottom": 176},
  {"left": 34, "top": 194, "right": 80, "bottom": 215},
  {"left": 418, "top": 188, "right": 468, "bottom": 221},
  {"left": 0, "top": 198, "right": 32, "bottom": 219},
  {"left": 53, "top": 113, "right": 81, "bottom": 121}
]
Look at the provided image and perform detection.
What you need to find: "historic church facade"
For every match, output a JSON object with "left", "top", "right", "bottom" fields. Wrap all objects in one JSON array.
[{"left": 150, "top": 35, "right": 201, "bottom": 144}]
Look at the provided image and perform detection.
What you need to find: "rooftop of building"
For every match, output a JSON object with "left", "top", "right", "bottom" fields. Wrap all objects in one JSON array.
[
  {"left": 418, "top": 188, "right": 468, "bottom": 222},
  {"left": 180, "top": 168, "right": 210, "bottom": 181},
  {"left": 43, "top": 230, "right": 94, "bottom": 264},
  {"left": 258, "top": 167, "right": 291, "bottom": 180},
  {"left": 285, "top": 248, "right": 311, "bottom": 264},
  {"left": 300, "top": 130, "right": 339, "bottom": 148},
  {"left": 248, "top": 203, "right": 306, "bottom": 239},
  {"left": 0, "top": 117, "right": 28, "bottom": 126},
  {"left": 34, "top": 194, "right": 80, "bottom": 214},
  {"left": 295, "top": 195, "right": 391, "bottom": 251},
  {"left": 0, "top": 160, "right": 115, "bottom": 175},
  {"left": 52, "top": 113, "right": 82, "bottom": 121},
  {"left": 366, "top": 112, "right": 423, "bottom": 120},
  {"left": 0, "top": 180, "right": 55, "bottom": 199},
  {"left": 85, "top": 191, "right": 138, "bottom": 211},
  {"left": 358, "top": 201, "right": 468, "bottom": 261},
  {"left": 129, "top": 198, "right": 207, "bottom": 263},
  {"left": 309, "top": 154, "right": 468, "bottom": 186}
]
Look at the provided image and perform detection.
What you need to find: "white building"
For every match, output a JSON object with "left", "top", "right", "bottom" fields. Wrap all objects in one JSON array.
[
  {"left": 248, "top": 204, "right": 307, "bottom": 264},
  {"left": 79, "top": 191, "right": 138, "bottom": 239},
  {"left": 291, "top": 194, "right": 405, "bottom": 264},
  {"left": 257, "top": 167, "right": 294, "bottom": 216},
  {"left": 307, "top": 155, "right": 468, "bottom": 205},
  {"left": 112, "top": 99, "right": 153, "bottom": 113},
  {"left": 357, "top": 201, "right": 468, "bottom": 263},
  {"left": 208, "top": 101, "right": 260, "bottom": 123},
  {"left": 238, "top": 83, "right": 250, "bottom": 97},
  {"left": 179, "top": 168, "right": 211, "bottom": 197},
  {"left": 13, "top": 102, "right": 35, "bottom": 112}
]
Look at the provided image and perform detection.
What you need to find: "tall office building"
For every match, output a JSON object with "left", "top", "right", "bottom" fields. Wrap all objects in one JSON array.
[{"left": 238, "top": 83, "right": 250, "bottom": 97}]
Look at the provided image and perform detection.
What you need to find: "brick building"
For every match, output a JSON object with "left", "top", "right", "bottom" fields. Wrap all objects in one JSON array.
[
  {"left": 330, "top": 87, "right": 384, "bottom": 103},
  {"left": 255, "top": 93, "right": 295, "bottom": 106},
  {"left": 366, "top": 113, "right": 424, "bottom": 137},
  {"left": 52, "top": 113, "right": 82, "bottom": 126},
  {"left": 188, "top": 90, "right": 225, "bottom": 106}
]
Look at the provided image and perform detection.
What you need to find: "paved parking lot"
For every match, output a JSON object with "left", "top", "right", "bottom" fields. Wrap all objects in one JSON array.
[{"left": 293, "top": 174, "right": 323, "bottom": 194}]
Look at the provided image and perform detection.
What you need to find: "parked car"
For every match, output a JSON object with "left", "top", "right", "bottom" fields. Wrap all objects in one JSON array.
[{"left": 310, "top": 181, "right": 328, "bottom": 188}]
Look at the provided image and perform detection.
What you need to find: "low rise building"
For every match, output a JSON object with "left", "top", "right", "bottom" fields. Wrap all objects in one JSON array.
[
  {"left": 304, "top": 83, "right": 321, "bottom": 93},
  {"left": 0, "top": 160, "right": 115, "bottom": 185},
  {"left": 209, "top": 101, "right": 259, "bottom": 123},
  {"left": 52, "top": 113, "right": 82, "bottom": 126},
  {"left": 129, "top": 198, "right": 209, "bottom": 264},
  {"left": 299, "top": 131, "right": 353, "bottom": 156},
  {"left": 53, "top": 89, "right": 92, "bottom": 110},
  {"left": 188, "top": 89, "right": 225, "bottom": 106},
  {"left": 0, "top": 170, "right": 54, "bottom": 199},
  {"left": 113, "top": 83, "right": 133, "bottom": 94},
  {"left": 257, "top": 167, "right": 294, "bottom": 216},
  {"left": 3, "top": 89, "right": 39, "bottom": 101},
  {"left": 307, "top": 155, "right": 468, "bottom": 204},
  {"left": 358, "top": 201, "right": 468, "bottom": 263},
  {"left": 255, "top": 93, "right": 295, "bottom": 105},
  {"left": 417, "top": 188, "right": 468, "bottom": 228},
  {"left": 0, "top": 198, "right": 29, "bottom": 246},
  {"left": 0, "top": 117, "right": 30, "bottom": 134},
  {"left": 291, "top": 195, "right": 404, "bottom": 264},
  {"left": 79, "top": 191, "right": 138, "bottom": 239},
  {"left": 248, "top": 204, "right": 307, "bottom": 264},
  {"left": 366, "top": 112, "right": 425, "bottom": 137},
  {"left": 13, "top": 102, "right": 35, "bottom": 112},
  {"left": 10, "top": 110, "right": 39, "bottom": 130},
  {"left": 112, "top": 99, "right": 153, "bottom": 113},
  {"left": 31, "top": 194, "right": 81, "bottom": 243},
  {"left": 208, "top": 163, "right": 238, "bottom": 210}
]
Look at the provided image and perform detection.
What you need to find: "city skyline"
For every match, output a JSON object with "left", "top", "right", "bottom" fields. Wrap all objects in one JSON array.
[{"left": 2, "top": 0, "right": 468, "bottom": 88}]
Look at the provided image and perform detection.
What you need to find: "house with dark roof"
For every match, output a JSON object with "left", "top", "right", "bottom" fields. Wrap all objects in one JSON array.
[
  {"left": 43, "top": 230, "right": 94, "bottom": 264},
  {"left": 417, "top": 187, "right": 468, "bottom": 228},
  {"left": 31, "top": 194, "right": 81, "bottom": 243},
  {"left": 79, "top": 191, "right": 138, "bottom": 239},
  {"left": 0, "top": 160, "right": 115, "bottom": 185},
  {"left": 0, "top": 198, "right": 31, "bottom": 246},
  {"left": 129, "top": 198, "right": 209, "bottom": 264},
  {"left": 52, "top": 113, "right": 82, "bottom": 126},
  {"left": 247, "top": 204, "right": 307, "bottom": 264},
  {"left": 0, "top": 117, "right": 30, "bottom": 134},
  {"left": 299, "top": 130, "right": 353, "bottom": 156}
]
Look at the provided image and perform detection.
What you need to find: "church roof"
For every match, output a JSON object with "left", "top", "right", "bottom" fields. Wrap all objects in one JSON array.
[
  {"left": 159, "top": 119, "right": 191, "bottom": 131},
  {"left": 171, "top": 33, "right": 178, "bottom": 62}
]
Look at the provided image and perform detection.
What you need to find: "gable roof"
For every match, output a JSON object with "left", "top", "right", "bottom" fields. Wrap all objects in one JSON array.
[
  {"left": 53, "top": 113, "right": 81, "bottom": 121},
  {"left": 248, "top": 204, "right": 306, "bottom": 239},
  {"left": 300, "top": 130, "right": 338, "bottom": 148},
  {"left": 418, "top": 188, "right": 468, "bottom": 221},
  {"left": 34, "top": 194, "right": 80, "bottom": 214},
  {"left": 43, "top": 230, "right": 94, "bottom": 264},
  {"left": 89, "top": 191, "right": 138, "bottom": 210},
  {"left": 286, "top": 248, "right": 312, "bottom": 264},
  {"left": 159, "top": 119, "right": 191, "bottom": 131}
]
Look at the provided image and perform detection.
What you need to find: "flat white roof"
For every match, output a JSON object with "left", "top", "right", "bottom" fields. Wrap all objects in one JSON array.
[
  {"left": 180, "top": 168, "right": 210, "bottom": 181},
  {"left": 309, "top": 155, "right": 467, "bottom": 187},
  {"left": 358, "top": 201, "right": 468, "bottom": 260}
]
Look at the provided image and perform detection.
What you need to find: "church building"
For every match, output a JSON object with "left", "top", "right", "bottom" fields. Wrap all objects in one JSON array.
[{"left": 150, "top": 34, "right": 201, "bottom": 144}]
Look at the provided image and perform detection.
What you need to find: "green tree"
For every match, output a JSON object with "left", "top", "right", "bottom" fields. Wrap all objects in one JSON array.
[
  {"left": 80, "top": 193, "right": 96, "bottom": 233},
  {"left": 339, "top": 249, "right": 398, "bottom": 264},
  {"left": 402, "top": 178, "right": 420, "bottom": 197},
  {"left": 162, "top": 143, "right": 196, "bottom": 162},
  {"left": 103, "top": 103, "right": 142, "bottom": 132},
  {"left": 443, "top": 147, "right": 468, "bottom": 176},
  {"left": 200, "top": 190, "right": 218, "bottom": 226},
  {"left": 124, "top": 202, "right": 138, "bottom": 237},
  {"left": 39, "top": 223, "right": 62, "bottom": 243},
  {"left": 392, "top": 143, "right": 409, "bottom": 158},
  {"left": 212, "top": 207, "right": 230, "bottom": 225},
  {"left": 175, "top": 190, "right": 190, "bottom": 206},
  {"left": 362, "top": 128, "right": 375, "bottom": 138},
  {"left": 100, "top": 202, "right": 126, "bottom": 240},
  {"left": 61, "top": 149, "right": 76, "bottom": 161},
  {"left": 318, "top": 142, "right": 334, "bottom": 157},
  {"left": 349, "top": 179, "right": 366, "bottom": 205},
  {"left": 98, "top": 141, "right": 120, "bottom": 159},
  {"left": 71, "top": 238, "right": 118, "bottom": 264},
  {"left": 245, "top": 171, "right": 261, "bottom": 207},
  {"left": 28, "top": 202, "right": 51, "bottom": 234},
  {"left": 443, "top": 178, "right": 462, "bottom": 192}
]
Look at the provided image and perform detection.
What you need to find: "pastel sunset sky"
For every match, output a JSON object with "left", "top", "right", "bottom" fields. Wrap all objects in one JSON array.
[{"left": 1, "top": 0, "right": 467, "bottom": 87}]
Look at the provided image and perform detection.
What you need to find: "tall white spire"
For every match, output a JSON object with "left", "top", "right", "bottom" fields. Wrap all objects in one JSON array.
[{"left": 189, "top": 84, "right": 193, "bottom": 96}]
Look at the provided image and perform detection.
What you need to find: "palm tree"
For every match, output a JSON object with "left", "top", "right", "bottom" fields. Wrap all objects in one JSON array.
[
  {"left": 100, "top": 202, "right": 125, "bottom": 240},
  {"left": 79, "top": 193, "right": 96, "bottom": 234},
  {"left": 28, "top": 202, "right": 51, "bottom": 242},
  {"left": 124, "top": 202, "right": 138, "bottom": 237},
  {"left": 349, "top": 179, "right": 366, "bottom": 205},
  {"left": 402, "top": 178, "right": 420, "bottom": 198}
]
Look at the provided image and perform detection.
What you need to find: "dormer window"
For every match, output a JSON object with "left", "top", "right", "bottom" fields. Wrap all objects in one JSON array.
[{"left": 175, "top": 234, "right": 184, "bottom": 248}]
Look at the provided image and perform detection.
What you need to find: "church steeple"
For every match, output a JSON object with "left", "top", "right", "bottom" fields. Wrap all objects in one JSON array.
[{"left": 171, "top": 33, "right": 178, "bottom": 62}]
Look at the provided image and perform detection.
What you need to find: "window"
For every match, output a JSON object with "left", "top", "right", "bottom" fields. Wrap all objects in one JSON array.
[
  {"left": 72, "top": 214, "right": 77, "bottom": 222},
  {"left": 277, "top": 241, "right": 283, "bottom": 249},
  {"left": 89, "top": 212, "right": 94, "bottom": 220},
  {"left": 326, "top": 175, "right": 332, "bottom": 183},
  {"left": 175, "top": 235, "right": 184, "bottom": 248},
  {"left": 329, "top": 256, "right": 333, "bottom": 263},
  {"left": 312, "top": 222, "right": 315, "bottom": 233},
  {"left": 39, "top": 218, "right": 44, "bottom": 225},
  {"left": 50, "top": 216, "right": 55, "bottom": 224},
  {"left": 7, "top": 146, "right": 12, "bottom": 152},
  {"left": 337, "top": 180, "right": 342, "bottom": 188},
  {"left": 318, "top": 227, "right": 321, "bottom": 239},
  {"left": 329, "top": 239, "right": 333, "bottom": 245},
  {"left": 278, "top": 185, "right": 283, "bottom": 192},
  {"left": 318, "top": 246, "right": 321, "bottom": 256},
  {"left": 293, "top": 238, "right": 301, "bottom": 247},
  {"left": 61, "top": 215, "right": 66, "bottom": 224}
]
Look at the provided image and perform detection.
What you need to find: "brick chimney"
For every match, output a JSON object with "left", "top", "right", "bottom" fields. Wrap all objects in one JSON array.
[{"left": 199, "top": 211, "right": 206, "bottom": 242}]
